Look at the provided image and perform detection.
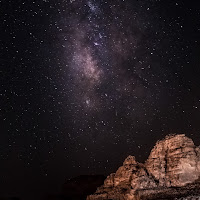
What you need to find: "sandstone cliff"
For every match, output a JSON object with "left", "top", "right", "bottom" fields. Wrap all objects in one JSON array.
[{"left": 87, "top": 134, "right": 200, "bottom": 200}]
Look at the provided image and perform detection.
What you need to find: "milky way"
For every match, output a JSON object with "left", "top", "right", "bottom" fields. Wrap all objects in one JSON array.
[
  {"left": 1, "top": 0, "right": 200, "bottom": 199},
  {"left": 63, "top": 0, "right": 158, "bottom": 121},
  {"left": 57, "top": 0, "right": 200, "bottom": 171}
]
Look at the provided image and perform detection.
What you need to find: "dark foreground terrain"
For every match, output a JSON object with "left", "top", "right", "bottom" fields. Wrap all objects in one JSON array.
[{"left": 45, "top": 175, "right": 105, "bottom": 200}]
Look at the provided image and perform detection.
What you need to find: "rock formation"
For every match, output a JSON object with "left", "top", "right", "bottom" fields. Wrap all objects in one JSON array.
[{"left": 87, "top": 134, "right": 200, "bottom": 200}]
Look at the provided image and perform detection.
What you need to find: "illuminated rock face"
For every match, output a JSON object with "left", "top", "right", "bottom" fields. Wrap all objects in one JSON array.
[
  {"left": 145, "top": 134, "right": 200, "bottom": 187},
  {"left": 87, "top": 134, "right": 200, "bottom": 200}
]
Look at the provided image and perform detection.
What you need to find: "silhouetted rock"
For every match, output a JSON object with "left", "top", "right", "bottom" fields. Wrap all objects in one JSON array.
[
  {"left": 44, "top": 175, "right": 105, "bottom": 200},
  {"left": 87, "top": 134, "right": 200, "bottom": 200},
  {"left": 61, "top": 175, "right": 105, "bottom": 200}
]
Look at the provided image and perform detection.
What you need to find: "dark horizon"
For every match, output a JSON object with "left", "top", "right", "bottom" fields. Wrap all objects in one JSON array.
[{"left": 1, "top": 0, "right": 200, "bottom": 199}]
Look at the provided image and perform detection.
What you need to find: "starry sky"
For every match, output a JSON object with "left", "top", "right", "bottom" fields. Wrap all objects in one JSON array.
[{"left": 1, "top": 0, "right": 200, "bottom": 199}]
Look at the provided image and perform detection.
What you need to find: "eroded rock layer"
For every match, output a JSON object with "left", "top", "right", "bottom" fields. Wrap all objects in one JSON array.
[{"left": 87, "top": 134, "right": 200, "bottom": 200}]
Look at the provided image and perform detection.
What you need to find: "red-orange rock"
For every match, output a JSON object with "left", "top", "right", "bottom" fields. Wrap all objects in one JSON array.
[
  {"left": 87, "top": 134, "right": 200, "bottom": 200},
  {"left": 145, "top": 134, "right": 200, "bottom": 187}
]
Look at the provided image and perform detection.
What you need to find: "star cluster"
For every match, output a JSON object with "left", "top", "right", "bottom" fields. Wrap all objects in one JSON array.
[{"left": 1, "top": 0, "right": 200, "bottom": 199}]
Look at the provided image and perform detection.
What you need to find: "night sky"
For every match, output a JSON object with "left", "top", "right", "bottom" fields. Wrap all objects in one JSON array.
[{"left": 1, "top": 0, "right": 200, "bottom": 199}]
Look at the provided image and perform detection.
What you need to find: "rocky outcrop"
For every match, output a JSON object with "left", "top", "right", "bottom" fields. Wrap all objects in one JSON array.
[
  {"left": 87, "top": 134, "right": 200, "bottom": 200},
  {"left": 145, "top": 134, "right": 200, "bottom": 187}
]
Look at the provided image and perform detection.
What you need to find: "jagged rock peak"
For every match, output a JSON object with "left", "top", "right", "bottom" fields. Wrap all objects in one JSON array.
[
  {"left": 150, "top": 134, "right": 195, "bottom": 153},
  {"left": 123, "top": 155, "right": 137, "bottom": 165},
  {"left": 87, "top": 134, "right": 200, "bottom": 200},
  {"left": 145, "top": 134, "right": 200, "bottom": 187}
]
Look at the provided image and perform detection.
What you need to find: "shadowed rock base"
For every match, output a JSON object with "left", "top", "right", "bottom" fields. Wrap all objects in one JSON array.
[{"left": 137, "top": 182, "right": 200, "bottom": 199}]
